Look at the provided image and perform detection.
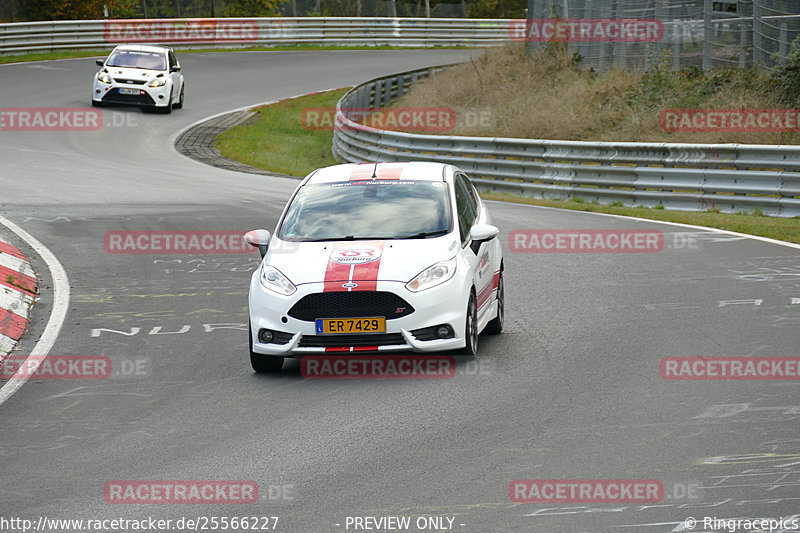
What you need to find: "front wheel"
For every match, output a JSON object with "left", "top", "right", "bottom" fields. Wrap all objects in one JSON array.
[
  {"left": 485, "top": 272, "right": 504, "bottom": 335},
  {"left": 459, "top": 293, "right": 479, "bottom": 356},
  {"left": 249, "top": 324, "right": 283, "bottom": 373},
  {"left": 173, "top": 85, "right": 184, "bottom": 109}
]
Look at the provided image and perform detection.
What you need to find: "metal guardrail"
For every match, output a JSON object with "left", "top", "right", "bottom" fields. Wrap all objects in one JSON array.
[
  {"left": 0, "top": 18, "right": 512, "bottom": 54},
  {"left": 332, "top": 66, "right": 800, "bottom": 217}
]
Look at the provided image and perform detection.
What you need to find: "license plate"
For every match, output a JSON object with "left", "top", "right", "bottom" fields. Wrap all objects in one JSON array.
[
  {"left": 316, "top": 317, "right": 386, "bottom": 334},
  {"left": 119, "top": 88, "right": 141, "bottom": 95}
]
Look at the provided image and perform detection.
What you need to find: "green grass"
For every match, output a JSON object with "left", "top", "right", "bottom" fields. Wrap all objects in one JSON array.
[
  {"left": 0, "top": 44, "right": 463, "bottom": 65},
  {"left": 215, "top": 88, "right": 345, "bottom": 177}
]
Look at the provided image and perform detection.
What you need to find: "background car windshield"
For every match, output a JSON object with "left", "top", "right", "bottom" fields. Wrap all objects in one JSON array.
[
  {"left": 279, "top": 180, "right": 452, "bottom": 241},
  {"left": 107, "top": 50, "right": 166, "bottom": 70}
]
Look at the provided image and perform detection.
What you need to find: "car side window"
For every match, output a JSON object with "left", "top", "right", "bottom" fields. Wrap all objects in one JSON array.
[
  {"left": 168, "top": 51, "right": 177, "bottom": 69},
  {"left": 458, "top": 173, "right": 480, "bottom": 216},
  {"left": 454, "top": 175, "right": 477, "bottom": 244}
]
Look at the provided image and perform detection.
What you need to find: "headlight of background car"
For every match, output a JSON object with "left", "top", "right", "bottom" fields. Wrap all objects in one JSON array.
[
  {"left": 97, "top": 72, "right": 111, "bottom": 84},
  {"left": 406, "top": 257, "right": 457, "bottom": 292},
  {"left": 147, "top": 78, "right": 167, "bottom": 88},
  {"left": 260, "top": 265, "right": 296, "bottom": 296}
]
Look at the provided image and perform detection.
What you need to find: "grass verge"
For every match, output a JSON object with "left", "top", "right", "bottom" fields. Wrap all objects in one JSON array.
[
  {"left": 483, "top": 193, "right": 800, "bottom": 245},
  {"left": 0, "top": 44, "right": 462, "bottom": 65},
  {"left": 216, "top": 89, "right": 799, "bottom": 244},
  {"left": 215, "top": 88, "right": 345, "bottom": 177}
]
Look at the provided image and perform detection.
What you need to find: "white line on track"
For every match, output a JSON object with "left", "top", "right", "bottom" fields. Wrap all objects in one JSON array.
[
  {"left": 0, "top": 215, "right": 70, "bottom": 406},
  {"left": 486, "top": 200, "right": 800, "bottom": 251}
]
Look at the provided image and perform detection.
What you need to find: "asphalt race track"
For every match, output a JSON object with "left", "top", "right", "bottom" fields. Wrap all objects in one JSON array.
[{"left": 1, "top": 49, "right": 799, "bottom": 533}]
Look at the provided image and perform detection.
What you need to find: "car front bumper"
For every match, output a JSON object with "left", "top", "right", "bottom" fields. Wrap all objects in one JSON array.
[
  {"left": 93, "top": 80, "right": 172, "bottom": 107},
  {"left": 248, "top": 275, "right": 470, "bottom": 357}
]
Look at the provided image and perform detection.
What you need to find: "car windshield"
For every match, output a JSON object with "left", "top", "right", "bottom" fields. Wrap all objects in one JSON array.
[
  {"left": 106, "top": 50, "right": 166, "bottom": 70},
  {"left": 279, "top": 180, "right": 452, "bottom": 241}
]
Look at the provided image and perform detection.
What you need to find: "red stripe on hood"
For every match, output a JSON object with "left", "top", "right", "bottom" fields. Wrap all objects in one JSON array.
[
  {"left": 350, "top": 163, "right": 404, "bottom": 181},
  {"left": 323, "top": 242, "right": 386, "bottom": 292}
]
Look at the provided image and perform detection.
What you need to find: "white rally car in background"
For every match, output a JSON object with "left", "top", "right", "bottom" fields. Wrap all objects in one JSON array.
[
  {"left": 244, "top": 161, "right": 504, "bottom": 373},
  {"left": 92, "top": 44, "right": 184, "bottom": 113}
]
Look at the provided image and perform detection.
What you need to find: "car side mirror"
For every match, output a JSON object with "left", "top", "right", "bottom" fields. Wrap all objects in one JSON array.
[
  {"left": 96, "top": 59, "right": 105, "bottom": 66},
  {"left": 244, "top": 229, "right": 271, "bottom": 259},
  {"left": 469, "top": 224, "right": 499, "bottom": 255},
  {"left": 170, "top": 65, "right": 181, "bottom": 72}
]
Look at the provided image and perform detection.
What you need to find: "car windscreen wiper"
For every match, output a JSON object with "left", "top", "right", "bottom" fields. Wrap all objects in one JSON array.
[
  {"left": 305, "top": 235, "right": 390, "bottom": 242},
  {"left": 396, "top": 229, "right": 449, "bottom": 239}
]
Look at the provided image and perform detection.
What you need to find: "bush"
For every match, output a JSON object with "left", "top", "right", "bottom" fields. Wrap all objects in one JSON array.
[{"left": 772, "top": 34, "right": 800, "bottom": 106}]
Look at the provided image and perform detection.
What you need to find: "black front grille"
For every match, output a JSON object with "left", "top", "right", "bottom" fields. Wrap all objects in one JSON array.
[
  {"left": 102, "top": 89, "right": 155, "bottom": 105},
  {"left": 299, "top": 333, "right": 406, "bottom": 348},
  {"left": 113, "top": 78, "right": 147, "bottom": 85},
  {"left": 288, "top": 291, "right": 414, "bottom": 322}
]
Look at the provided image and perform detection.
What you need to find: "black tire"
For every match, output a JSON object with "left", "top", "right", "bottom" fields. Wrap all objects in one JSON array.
[
  {"left": 91, "top": 100, "right": 103, "bottom": 107},
  {"left": 249, "top": 324, "right": 284, "bottom": 373},
  {"left": 459, "top": 292, "right": 479, "bottom": 356},
  {"left": 485, "top": 272, "right": 504, "bottom": 335},
  {"left": 173, "top": 85, "right": 184, "bottom": 109}
]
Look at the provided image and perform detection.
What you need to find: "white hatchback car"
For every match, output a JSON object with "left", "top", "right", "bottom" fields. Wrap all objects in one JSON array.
[
  {"left": 92, "top": 44, "right": 184, "bottom": 113},
  {"left": 244, "top": 162, "right": 504, "bottom": 373}
]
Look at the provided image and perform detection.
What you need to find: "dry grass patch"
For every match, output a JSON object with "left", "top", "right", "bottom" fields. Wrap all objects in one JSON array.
[{"left": 397, "top": 43, "right": 798, "bottom": 144}]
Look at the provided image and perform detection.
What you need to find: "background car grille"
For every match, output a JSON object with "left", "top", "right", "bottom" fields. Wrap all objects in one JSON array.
[
  {"left": 102, "top": 89, "right": 155, "bottom": 105},
  {"left": 299, "top": 333, "right": 406, "bottom": 348},
  {"left": 113, "top": 78, "right": 147, "bottom": 85},
  {"left": 288, "top": 291, "right": 415, "bottom": 322}
]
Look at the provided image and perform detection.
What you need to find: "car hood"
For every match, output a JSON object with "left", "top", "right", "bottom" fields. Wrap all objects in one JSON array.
[
  {"left": 104, "top": 66, "right": 163, "bottom": 81},
  {"left": 265, "top": 237, "right": 460, "bottom": 287}
]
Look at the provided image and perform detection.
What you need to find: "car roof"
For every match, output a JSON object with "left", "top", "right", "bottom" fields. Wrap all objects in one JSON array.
[
  {"left": 113, "top": 44, "right": 172, "bottom": 54},
  {"left": 306, "top": 162, "right": 450, "bottom": 184}
]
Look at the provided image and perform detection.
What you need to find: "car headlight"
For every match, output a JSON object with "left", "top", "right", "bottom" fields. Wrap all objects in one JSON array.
[
  {"left": 97, "top": 72, "right": 111, "bottom": 84},
  {"left": 147, "top": 78, "right": 167, "bottom": 88},
  {"left": 259, "top": 265, "right": 296, "bottom": 296},
  {"left": 406, "top": 257, "right": 457, "bottom": 292}
]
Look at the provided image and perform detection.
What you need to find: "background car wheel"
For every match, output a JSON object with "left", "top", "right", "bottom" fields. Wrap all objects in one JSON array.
[
  {"left": 459, "top": 292, "right": 479, "bottom": 356},
  {"left": 173, "top": 85, "right": 184, "bottom": 109},
  {"left": 485, "top": 272, "right": 504, "bottom": 335},
  {"left": 249, "top": 325, "right": 283, "bottom": 373},
  {"left": 91, "top": 100, "right": 103, "bottom": 107}
]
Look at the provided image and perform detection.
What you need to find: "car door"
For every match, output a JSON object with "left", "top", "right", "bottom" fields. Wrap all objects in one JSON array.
[
  {"left": 455, "top": 173, "right": 497, "bottom": 322},
  {"left": 453, "top": 173, "right": 485, "bottom": 312},
  {"left": 168, "top": 50, "right": 181, "bottom": 101}
]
